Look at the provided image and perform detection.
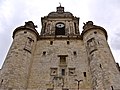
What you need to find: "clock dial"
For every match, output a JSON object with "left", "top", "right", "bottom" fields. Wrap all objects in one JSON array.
[{"left": 56, "top": 23, "right": 65, "bottom": 28}]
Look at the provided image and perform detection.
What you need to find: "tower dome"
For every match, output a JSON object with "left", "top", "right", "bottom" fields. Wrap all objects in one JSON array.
[
  {"left": 81, "top": 21, "right": 108, "bottom": 40},
  {"left": 47, "top": 5, "right": 74, "bottom": 18},
  {"left": 13, "top": 21, "right": 39, "bottom": 39}
]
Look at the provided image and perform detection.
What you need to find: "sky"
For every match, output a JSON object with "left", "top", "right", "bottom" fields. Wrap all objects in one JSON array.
[{"left": 0, "top": 0, "right": 120, "bottom": 68}]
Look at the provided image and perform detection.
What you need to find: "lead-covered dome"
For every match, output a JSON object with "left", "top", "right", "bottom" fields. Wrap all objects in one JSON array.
[{"left": 47, "top": 5, "right": 74, "bottom": 18}]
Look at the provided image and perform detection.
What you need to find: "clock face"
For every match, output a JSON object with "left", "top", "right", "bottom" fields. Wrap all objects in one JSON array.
[{"left": 56, "top": 23, "right": 65, "bottom": 28}]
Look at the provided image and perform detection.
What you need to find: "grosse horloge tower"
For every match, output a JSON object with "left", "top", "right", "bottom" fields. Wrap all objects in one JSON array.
[{"left": 0, "top": 5, "right": 120, "bottom": 90}]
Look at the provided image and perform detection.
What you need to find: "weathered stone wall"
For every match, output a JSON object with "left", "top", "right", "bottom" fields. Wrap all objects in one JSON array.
[
  {"left": 0, "top": 17, "right": 120, "bottom": 90},
  {"left": 0, "top": 29, "right": 37, "bottom": 89},
  {"left": 83, "top": 27, "right": 120, "bottom": 90},
  {"left": 27, "top": 39, "right": 92, "bottom": 90},
  {"left": 0, "top": 27, "right": 120, "bottom": 90}
]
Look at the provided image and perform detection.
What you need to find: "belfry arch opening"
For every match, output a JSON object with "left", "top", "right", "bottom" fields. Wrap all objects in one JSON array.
[{"left": 55, "top": 22, "right": 65, "bottom": 35}]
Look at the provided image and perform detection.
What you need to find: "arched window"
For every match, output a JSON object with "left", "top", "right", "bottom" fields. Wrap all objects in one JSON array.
[{"left": 55, "top": 22, "right": 65, "bottom": 35}]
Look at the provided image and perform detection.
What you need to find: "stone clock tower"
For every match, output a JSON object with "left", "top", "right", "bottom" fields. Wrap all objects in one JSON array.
[{"left": 0, "top": 5, "right": 120, "bottom": 90}]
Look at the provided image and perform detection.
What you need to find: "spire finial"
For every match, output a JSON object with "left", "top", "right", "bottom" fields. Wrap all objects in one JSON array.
[
  {"left": 59, "top": 2, "right": 61, "bottom": 7},
  {"left": 57, "top": 3, "right": 64, "bottom": 13}
]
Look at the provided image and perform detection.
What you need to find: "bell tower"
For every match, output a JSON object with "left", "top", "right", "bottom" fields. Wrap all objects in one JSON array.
[
  {"left": 0, "top": 5, "right": 120, "bottom": 90},
  {"left": 40, "top": 5, "right": 79, "bottom": 36}
]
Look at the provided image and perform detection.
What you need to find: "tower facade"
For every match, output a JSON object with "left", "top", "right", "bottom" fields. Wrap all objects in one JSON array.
[{"left": 0, "top": 6, "right": 120, "bottom": 90}]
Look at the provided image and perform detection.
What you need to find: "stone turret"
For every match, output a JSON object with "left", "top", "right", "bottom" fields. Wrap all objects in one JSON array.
[
  {"left": 82, "top": 21, "right": 120, "bottom": 90},
  {"left": 0, "top": 21, "right": 39, "bottom": 89},
  {"left": 0, "top": 6, "right": 120, "bottom": 90}
]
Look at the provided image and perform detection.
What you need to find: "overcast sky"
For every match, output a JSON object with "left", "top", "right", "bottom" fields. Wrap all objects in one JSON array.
[{"left": 0, "top": 0, "right": 120, "bottom": 68}]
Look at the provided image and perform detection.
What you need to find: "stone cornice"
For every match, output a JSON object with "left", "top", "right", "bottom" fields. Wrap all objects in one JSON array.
[
  {"left": 13, "top": 26, "right": 39, "bottom": 39},
  {"left": 38, "top": 35, "right": 82, "bottom": 40}
]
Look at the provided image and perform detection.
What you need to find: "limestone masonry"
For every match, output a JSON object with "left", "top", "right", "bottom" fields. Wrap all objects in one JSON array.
[{"left": 0, "top": 5, "right": 120, "bottom": 90}]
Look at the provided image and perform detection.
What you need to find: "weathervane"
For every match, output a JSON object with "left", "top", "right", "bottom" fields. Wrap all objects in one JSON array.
[{"left": 59, "top": 2, "right": 61, "bottom": 7}]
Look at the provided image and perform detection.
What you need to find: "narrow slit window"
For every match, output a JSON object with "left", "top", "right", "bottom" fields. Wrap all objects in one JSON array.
[
  {"left": 61, "top": 69, "right": 65, "bottom": 76},
  {"left": 73, "top": 51, "right": 77, "bottom": 55},
  {"left": 100, "top": 64, "right": 102, "bottom": 68},
  {"left": 1, "top": 79, "right": 3, "bottom": 83},
  {"left": 50, "top": 41, "right": 53, "bottom": 45},
  {"left": 24, "top": 31, "right": 27, "bottom": 33},
  {"left": 1, "top": 79, "right": 3, "bottom": 85},
  {"left": 94, "top": 31, "right": 97, "bottom": 34},
  {"left": 43, "top": 51, "right": 46, "bottom": 55},
  {"left": 67, "top": 41, "right": 70, "bottom": 45},
  {"left": 83, "top": 72, "right": 86, "bottom": 77}
]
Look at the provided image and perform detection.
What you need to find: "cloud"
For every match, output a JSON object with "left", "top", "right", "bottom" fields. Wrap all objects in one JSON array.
[
  {"left": 87, "top": 0, "right": 120, "bottom": 63},
  {"left": 110, "top": 27, "right": 120, "bottom": 50},
  {"left": 88, "top": 0, "right": 120, "bottom": 46},
  {"left": 0, "top": 0, "right": 59, "bottom": 67},
  {"left": 88, "top": 0, "right": 120, "bottom": 26},
  {"left": 0, "top": 0, "right": 28, "bottom": 67}
]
